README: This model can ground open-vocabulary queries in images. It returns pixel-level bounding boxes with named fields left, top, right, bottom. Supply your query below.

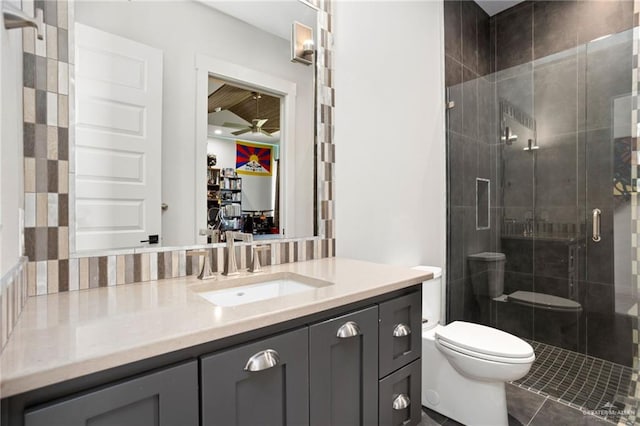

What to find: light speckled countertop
left=0, top=258, right=431, bottom=398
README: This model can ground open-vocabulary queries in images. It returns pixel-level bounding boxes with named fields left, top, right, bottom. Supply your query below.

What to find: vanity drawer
left=379, top=359, right=422, bottom=426
left=379, top=290, right=422, bottom=377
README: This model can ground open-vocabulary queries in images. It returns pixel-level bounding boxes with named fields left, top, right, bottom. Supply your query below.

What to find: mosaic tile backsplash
left=0, top=258, right=28, bottom=350
left=18, top=0, right=336, bottom=298
left=31, top=238, right=332, bottom=295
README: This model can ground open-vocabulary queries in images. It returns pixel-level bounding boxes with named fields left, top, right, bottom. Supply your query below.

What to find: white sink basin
left=197, top=273, right=330, bottom=307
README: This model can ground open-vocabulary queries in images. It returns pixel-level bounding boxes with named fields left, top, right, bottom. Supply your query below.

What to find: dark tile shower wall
left=445, top=0, right=634, bottom=366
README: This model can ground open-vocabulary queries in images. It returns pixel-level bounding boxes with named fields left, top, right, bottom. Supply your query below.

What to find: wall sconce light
left=291, top=21, right=314, bottom=65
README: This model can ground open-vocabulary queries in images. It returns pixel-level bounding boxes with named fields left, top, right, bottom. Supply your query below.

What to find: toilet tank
left=412, top=266, right=442, bottom=329
left=467, top=252, right=506, bottom=298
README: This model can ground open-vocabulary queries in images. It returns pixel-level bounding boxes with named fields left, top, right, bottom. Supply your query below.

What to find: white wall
left=334, top=0, right=446, bottom=269
left=0, top=0, right=25, bottom=276
left=207, top=138, right=236, bottom=171
left=75, top=1, right=314, bottom=246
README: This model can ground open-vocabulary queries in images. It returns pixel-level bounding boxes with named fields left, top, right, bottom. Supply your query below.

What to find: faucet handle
left=200, top=228, right=220, bottom=243
left=229, top=231, right=253, bottom=243
left=187, top=250, right=216, bottom=280
left=249, top=245, right=269, bottom=273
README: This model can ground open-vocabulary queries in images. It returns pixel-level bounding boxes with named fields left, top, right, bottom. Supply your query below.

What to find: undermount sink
left=197, top=272, right=332, bottom=307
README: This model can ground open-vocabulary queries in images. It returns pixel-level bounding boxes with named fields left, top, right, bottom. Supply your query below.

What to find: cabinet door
left=200, top=327, right=309, bottom=426
left=309, top=305, right=378, bottom=426
left=379, top=290, right=422, bottom=377
left=379, top=359, right=421, bottom=426
left=24, top=361, right=198, bottom=426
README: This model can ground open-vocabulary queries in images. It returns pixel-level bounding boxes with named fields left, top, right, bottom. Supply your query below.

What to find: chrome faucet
left=187, top=249, right=215, bottom=280
left=199, top=228, right=220, bottom=243
left=248, top=244, right=269, bottom=273
left=223, top=231, right=253, bottom=276
left=3, top=5, right=44, bottom=40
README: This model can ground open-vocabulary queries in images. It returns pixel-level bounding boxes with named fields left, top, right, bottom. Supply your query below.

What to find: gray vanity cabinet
left=309, top=306, right=379, bottom=426
left=200, top=327, right=309, bottom=426
left=7, top=287, right=423, bottom=426
left=23, top=361, right=198, bottom=426
left=379, top=291, right=422, bottom=377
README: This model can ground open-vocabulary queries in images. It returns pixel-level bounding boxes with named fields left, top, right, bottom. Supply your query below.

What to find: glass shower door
left=581, top=29, right=635, bottom=366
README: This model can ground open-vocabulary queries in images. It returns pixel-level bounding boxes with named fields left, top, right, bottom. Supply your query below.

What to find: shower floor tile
left=511, top=340, right=638, bottom=425
left=421, top=384, right=610, bottom=425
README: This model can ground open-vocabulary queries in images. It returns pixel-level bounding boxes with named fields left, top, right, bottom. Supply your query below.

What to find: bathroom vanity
left=1, top=258, right=429, bottom=426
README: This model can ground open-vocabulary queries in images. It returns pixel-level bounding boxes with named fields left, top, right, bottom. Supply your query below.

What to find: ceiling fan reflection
left=223, top=92, right=275, bottom=137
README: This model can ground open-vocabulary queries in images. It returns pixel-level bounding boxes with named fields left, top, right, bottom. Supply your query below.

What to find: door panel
left=309, top=305, right=378, bottom=426
left=200, top=327, right=309, bottom=426
left=24, top=361, right=198, bottom=426
left=74, top=23, right=163, bottom=251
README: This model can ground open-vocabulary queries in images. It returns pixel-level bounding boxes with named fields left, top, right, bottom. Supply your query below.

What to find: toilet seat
left=436, top=321, right=535, bottom=364
left=507, top=291, right=582, bottom=312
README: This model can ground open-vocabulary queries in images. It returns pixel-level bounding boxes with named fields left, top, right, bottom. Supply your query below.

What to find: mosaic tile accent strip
left=20, top=0, right=336, bottom=296
left=22, top=0, right=70, bottom=295
left=0, top=258, right=28, bottom=351
left=316, top=0, right=336, bottom=249
left=512, top=340, right=637, bottom=425
left=55, top=238, right=327, bottom=294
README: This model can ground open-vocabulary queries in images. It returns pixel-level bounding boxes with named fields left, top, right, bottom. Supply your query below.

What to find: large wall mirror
left=71, top=0, right=318, bottom=253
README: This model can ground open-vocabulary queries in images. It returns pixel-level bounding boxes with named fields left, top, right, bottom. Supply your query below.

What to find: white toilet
left=415, top=266, right=535, bottom=426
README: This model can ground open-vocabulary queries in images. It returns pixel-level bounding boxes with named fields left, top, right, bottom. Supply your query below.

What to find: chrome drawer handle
left=336, top=321, right=361, bottom=338
left=393, top=323, right=411, bottom=337
left=392, top=393, right=411, bottom=410
left=244, top=349, right=281, bottom=372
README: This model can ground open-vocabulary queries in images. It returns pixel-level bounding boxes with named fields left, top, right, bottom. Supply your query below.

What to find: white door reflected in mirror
left=74, top=23, right=163, bottom=252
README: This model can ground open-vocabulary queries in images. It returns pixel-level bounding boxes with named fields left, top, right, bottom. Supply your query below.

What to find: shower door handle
left=592, top=208, right=601, bottom=242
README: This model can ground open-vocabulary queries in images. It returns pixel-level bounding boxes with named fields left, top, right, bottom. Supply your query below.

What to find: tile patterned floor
left=420, top=339, right=640, bottom=425
left=421, top=383, right=616, bottom=425
left=511, top=341, right=638, bottom=425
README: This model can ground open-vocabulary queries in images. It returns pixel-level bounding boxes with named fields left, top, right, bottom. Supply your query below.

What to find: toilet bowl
left=415, top=266, right=535, bottom=426
left=435, top=321, right=535, bottom=382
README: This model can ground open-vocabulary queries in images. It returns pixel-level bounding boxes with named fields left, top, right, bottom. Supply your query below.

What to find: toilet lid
left=508, top=291, right=582, bottom=312
left=436, top=321, right=534, bottom=359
